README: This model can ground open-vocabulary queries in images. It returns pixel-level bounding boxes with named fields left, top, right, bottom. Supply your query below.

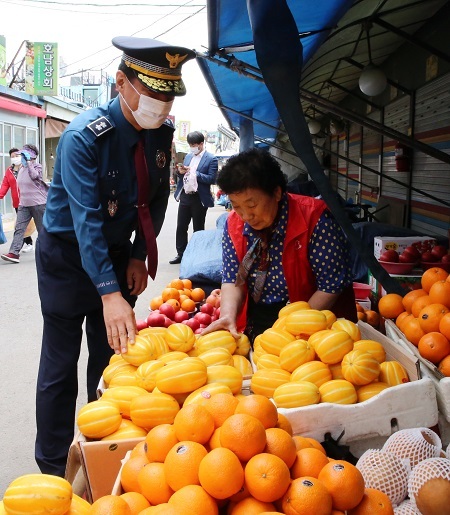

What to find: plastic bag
left=183, top=169, right=198, bottom=193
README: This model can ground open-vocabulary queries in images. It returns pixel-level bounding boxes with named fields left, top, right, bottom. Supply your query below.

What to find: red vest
left=227, top=193, right=356, bottom=331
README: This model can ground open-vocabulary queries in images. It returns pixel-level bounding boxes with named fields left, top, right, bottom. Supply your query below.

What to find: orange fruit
left=290, top=447, right=330, bottom=479
left=229, top=497, right=276, bottom=514
left=264, top=427, right=297, bottom=468
left=357, top=312, right=366, bottom=322
left=90, top=495, right=132, bottom=514
left=201, top=392, right=239, bottom=428
left=438, top=354, right=450, bottom=376
left=418, top=332, right=450, bottom=364
left=170, top=278, right=185, bottom=290
left=281, top=476, right=333, bottom=515
left=120, top=455, right=149, bottom=493
left=120, top=492, right=150, bottom=514
left=244, top=452, right=291, bottom=503
left=137, top=462, right=174, bottom=505
left=292, top=435, right=316, bottom=451
left=395, top=311, right=411, bottom=331
left=378, top=294, right=405, bottom=320
left=220, top=413, right=267, bottom=462
left=275, top=413, right=293, bottom=435
left=365, top=310, right=380, bottom=328
left=429, top=280, right=450, bottom=308
left=173, top=404, right=215, bottom=444
left=234, top=394, right=278, bottom=429
left=190, top=288, right=206, bottom=302
left=198, top=447, right=244, bottom=499
left=181, top=298, right=196, bottom=312
left=162, top=287, right=180, bottom=302
left=150, top=296, right=164, bottom=311
left=401, top=316, right=426, bottom=346
left=418, top=303, right=449, bottom=333
left=347, top=487, right=394, bottom=515
left=139, top=505, right=178, bottom=515
left=166, top=298, right=181, bottom=312
left=130, top=440, right=147, bottom=459
left=318, top=460, right=365, bottom=511
left=411, top=294, right=432, bottom=318
left=145, top=423, right=179, bottom=463
left=421, top=267, right=449, bottom=292
left=164, top=441, right=208, bottom=491
left=182, top=278, right=193, bottom=289
left=208, top=426, right=222, bottom=449
left=168, top=484, right=219, bottom=515
left=304, top=437, right=326, bottom=454
left=440, top=312, right=450, bottom=340
left=402, top=289, right=428, bottom=313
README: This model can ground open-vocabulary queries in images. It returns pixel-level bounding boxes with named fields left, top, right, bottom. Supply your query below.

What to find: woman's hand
left=200, top=314, right=240, bottom=339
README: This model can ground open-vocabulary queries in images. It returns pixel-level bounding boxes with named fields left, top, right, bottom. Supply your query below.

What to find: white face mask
left=11, top=156, right=22, bottom=167
left=121, top=78, right=174, bottom=129
left=190, top=145, right=202, bottom=155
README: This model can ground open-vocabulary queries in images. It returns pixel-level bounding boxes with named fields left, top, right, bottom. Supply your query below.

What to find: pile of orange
left=355, top=303, right=381, bottom=329
left=87, top=392, right=394, bottom=514
left=378, top=267, right=450, bottom=373
left=149, top=278, right=206, bottom=313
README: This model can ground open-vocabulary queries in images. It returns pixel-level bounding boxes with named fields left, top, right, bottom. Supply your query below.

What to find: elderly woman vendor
left=203, top=148, right=356, bottom=342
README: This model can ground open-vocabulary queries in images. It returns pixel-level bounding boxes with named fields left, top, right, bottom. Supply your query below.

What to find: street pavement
left=0, top=194, right=226, bottom=496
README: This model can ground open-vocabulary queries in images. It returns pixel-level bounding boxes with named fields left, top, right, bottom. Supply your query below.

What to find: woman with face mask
left=0, top=148, right=34, bottom=252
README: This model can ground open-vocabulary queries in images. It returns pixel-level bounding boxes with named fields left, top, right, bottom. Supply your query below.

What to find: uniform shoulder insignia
left=163, top=117, right=175, bottom=129
left=86, top=116, right=114, bottom=137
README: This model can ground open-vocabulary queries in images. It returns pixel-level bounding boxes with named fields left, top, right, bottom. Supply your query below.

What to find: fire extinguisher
left=394, top=142, right=410, bottom=172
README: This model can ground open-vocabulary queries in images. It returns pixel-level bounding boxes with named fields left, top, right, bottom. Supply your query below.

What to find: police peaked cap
left=112, top=36, right=196, bottom=96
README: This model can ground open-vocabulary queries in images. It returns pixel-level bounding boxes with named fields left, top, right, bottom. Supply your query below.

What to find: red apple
left=199, top=323, right=208, bottom=329
left=399, top=251, right=418, bottom=264
left=164, top=316, right=175, bottom=327
left=421, top=251, right=438, bottom=263
left=441, top=254, right=450, bottom=264
left=205, top=294, right=218, bottom=306
left=159, top=303, right=176, bottom=320
left=194, top=328, right=203, bottom=334
left=184, top=318, right=200, bottom=331
left=146, top=312, right=165, bottom=327
left=195, top=312, right=212, bottom=326
left=431, top=245, right=448, bottom=260
left=379, top=250, right=399, bottom=262
left=200, top=302, right=215, bottom=315
left=174, top=310, right=189, bottom=323
left=404, top=245, right=421, bottom=260
left=211, top=288, right=221, bottom=296
left=210, top=314, right=218, bottom=322
left=136, top=319, right=148, bottom=331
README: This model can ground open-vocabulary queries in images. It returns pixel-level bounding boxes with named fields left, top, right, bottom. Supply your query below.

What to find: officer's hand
left=102, top=292, right=137, bottom=354
left=126, top=258, right=148, bottom=296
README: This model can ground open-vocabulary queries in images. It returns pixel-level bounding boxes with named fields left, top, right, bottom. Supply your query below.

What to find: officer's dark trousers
left=35, top=228, right=136, bottom=477
left=175, top=190, right=208, bottom=256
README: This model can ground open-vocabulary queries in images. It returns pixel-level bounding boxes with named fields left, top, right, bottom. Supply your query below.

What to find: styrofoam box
left=385, top=319, right=450, bottom=423
left=374, top=236, right=436, bottom=259
left=279, top=322, right=437, bottom=454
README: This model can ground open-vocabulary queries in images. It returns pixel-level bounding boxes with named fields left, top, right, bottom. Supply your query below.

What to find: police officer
left=35, top=36, right=195, bottom=477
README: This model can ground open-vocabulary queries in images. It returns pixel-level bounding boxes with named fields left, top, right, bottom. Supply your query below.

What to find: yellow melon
left=135, top=360, right=165, bottom=392
left=353, top=340, right=386, bottom=364
left=138, top=326, right=167, bottom=340
left=379, top=361, right=410, bottom=386
left=273, top=381, right=321, bottom=408
left=146, top=333, right=170, bottom=357
left=109, top=353, right=124, bottom=364
left=319, top=379, right=358, bottom=404
left=258, top=328, right=296, bottom=356
left=157, top=351, right=189, bottom=364
left=77, top=400, right=122, bottom=438
left=155, top=357, right=208, bottom=394
left=102, top=361, right=137, bottom=387
left=101, top=418, right=148, bottom=440
left=197, top=347, right=234, bottom=367
left=279, top=339, right=315, bottom=373
left=130, top=392, right=180, bottom=429
left=234, top=333, right=251, bottom=356
left=272, top=315, right=288, bottom=330
left=108, top=368, right=139, bottom=388
left=356, top=382, right=390, bottom=402
left=331, top=319, right=361, bottom=341
left=329, top=362, right=344, bottom=380
left=278, top=301, right=311, bottom=318
left=290, top=360, right=332, bottom=387
left=196, top=330, right=237, bottom=355
left=250, top=368, right=291, bottom=398
left=183, top=382, right=233, bottom=405
left=341, top=350, right=381, bottom=386
left=206, top=364, right=243, bottom=394
left=285, top=309, right=328, bottom=336
left=65, top=493, right=91, bottom=514
left=232, top=354, right=254, bottom=377
left=121, top=334, right=157, bottom=366
left=101, top=385, right=148, bottom=419
left=321, top=309, right=338, bottom=328
left=256, top=353, right=282, bottom=370
left=165, top=323, right=196, bottom=353
left=311, top=329, right=354, bottom=364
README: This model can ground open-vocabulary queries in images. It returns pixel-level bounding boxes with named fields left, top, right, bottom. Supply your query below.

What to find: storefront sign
left=25, top=41, right=58, bottom=96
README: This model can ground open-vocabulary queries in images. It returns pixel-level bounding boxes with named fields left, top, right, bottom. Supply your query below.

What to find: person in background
left=169, top=131, right=218, bottom=264
left=1, top=144, right=46, bottom=263
left=202, top=148, right=356, bottom=342
left=0, top=148, right=35, bottom=252
left=33, top=36, right=195, bottom=477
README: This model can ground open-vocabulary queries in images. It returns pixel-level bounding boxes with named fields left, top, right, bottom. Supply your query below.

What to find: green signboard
left=25, top=41, right=58, bottom=95
left=0, top=35, right=6, bottom=87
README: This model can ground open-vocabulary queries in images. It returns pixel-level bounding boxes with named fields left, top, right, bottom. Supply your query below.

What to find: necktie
left=134, top=137, right=158, bottom=279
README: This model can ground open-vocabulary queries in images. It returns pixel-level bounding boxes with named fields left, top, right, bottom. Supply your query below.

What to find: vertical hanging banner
left=178, top=120, right=190, bottom=141
left=25, top=41, right=58, bottom=96
left=0, top=35, right=6, bottom=87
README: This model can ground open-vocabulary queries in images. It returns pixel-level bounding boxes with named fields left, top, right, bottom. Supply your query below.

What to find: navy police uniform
left=35, top=36, right=195, bottom=477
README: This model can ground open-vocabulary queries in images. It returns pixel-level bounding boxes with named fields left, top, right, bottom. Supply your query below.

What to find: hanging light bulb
left=308, top=119, right=321, bottom=135
left=50, top=152, right=54, bottom=160
left=359, top=22, right=387, bottom=97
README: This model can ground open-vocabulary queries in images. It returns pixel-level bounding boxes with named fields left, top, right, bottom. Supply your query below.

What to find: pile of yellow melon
left=251, top=301, right=410, bottom=409
left=77, top=325, right=254, bottom=441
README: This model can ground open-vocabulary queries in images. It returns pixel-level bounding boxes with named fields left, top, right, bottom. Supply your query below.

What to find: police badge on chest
left=108, top=199, right=118, bottom=217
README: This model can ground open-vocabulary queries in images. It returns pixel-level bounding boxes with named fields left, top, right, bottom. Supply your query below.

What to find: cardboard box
left=374, top=236, right=436, bottom=259
left=65, top=431, right=144, bottom=503
left=278, top=322, right=437, bottom=451
left=368, top=270, right=422, bottom=301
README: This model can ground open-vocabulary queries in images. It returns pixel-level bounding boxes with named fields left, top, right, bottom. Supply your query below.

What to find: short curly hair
left=217, top=148, right=287, bottom=196
left=22, top=143, right=39, bottom=158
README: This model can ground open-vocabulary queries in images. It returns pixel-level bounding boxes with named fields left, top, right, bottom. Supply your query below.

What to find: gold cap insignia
left=165, top=52, right=188, bottom=69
